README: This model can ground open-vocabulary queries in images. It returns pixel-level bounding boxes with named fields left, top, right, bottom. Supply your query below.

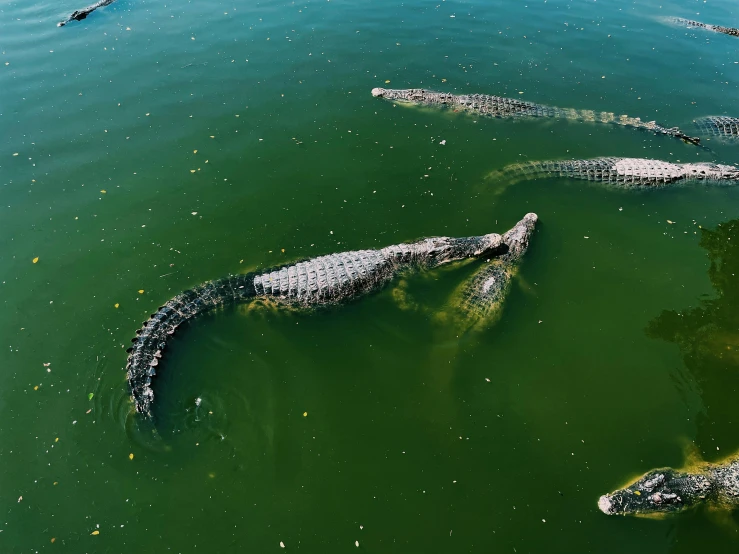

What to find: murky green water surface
left=2, top=0, right=739, bottom=551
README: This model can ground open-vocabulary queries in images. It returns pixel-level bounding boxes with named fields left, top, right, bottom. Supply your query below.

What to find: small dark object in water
left=58, top=0, right=116, bottom=27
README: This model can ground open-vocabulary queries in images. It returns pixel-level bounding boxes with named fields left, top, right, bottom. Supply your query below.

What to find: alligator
left=496, top=157, right=739, bottom=187
left=453, top=213, right=537, bottom=326
left=370, top=88, right=702, bottom=146
left=694, top=116, right=739, bottom=139
left=58, top=0, right=115, bottom=26
left=599, top=451, right=739, bottom=516
left=126, top=216, right=537, bottom=418
left=670, top=17, right=739, bottom=38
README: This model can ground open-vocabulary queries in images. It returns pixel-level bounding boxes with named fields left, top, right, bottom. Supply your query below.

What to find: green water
left=2, top=0, right=739, bottom=551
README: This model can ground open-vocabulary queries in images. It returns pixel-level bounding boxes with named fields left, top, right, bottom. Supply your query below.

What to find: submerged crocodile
left=496, top=157, right=739, bottom=187
left=126, top=216, right=537, bottom=418
left=599, top=452, right=739, bottom=516
left=670, top=17, right=739, bottom=38
left=58, top=0, right=115, bottom=26
left=694, top=116, right=739, bottom=139
left=370, top=88, right=702, bottom=146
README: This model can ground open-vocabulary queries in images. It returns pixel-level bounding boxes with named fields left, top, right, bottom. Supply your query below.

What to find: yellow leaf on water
left=193, top=149, right=198, bottom=154
left=100, top=190, right=106, bottom=194
left=281, top=248, right=285, bottom=253
left=53, top=481, right=58, bottom=485
left=32, top=257, right=39, bottom=264
left=210, top=135, right=215, bottom=139
left=55, top=437, right=59, bottom=442
left=303, top=412, right=308, bottom=417
left=34, top=386, right=39, bottom=391
left=190, top=169, right=196, bottom=173
left=129, top=453, right=134, bottom=460
left=138, top=290, right=144, bottom=294
left=384, top=80, right=391, bottom=84
left=91, top=530, right=100, bottom=536
left=51, top=538, right=56, bottom=543
left=114, top=303, right=119, bottom=308
left=667, top=220, right=675, bottom=224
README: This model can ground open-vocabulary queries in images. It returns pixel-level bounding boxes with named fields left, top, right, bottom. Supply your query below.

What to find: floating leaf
left=33, top=386, right=39, bottom=391
left=303, top=412, right=308, bottom=417
left=193, top=149, right=198, bottom=154
left=138, top=290, right=144, bottom=294
left=667, top=220, right=675, bottom=224
left=114, top=303, right=119, bottom=308
left=32, top=257, right=39, bottom=264
left=384, top=80, right=390, bottom=84
left=190, top=169, right=196, bottom=173
left=129, top=453, right=134, bottom=460
left=51, top=538, right=56, bottom=543
left=100, top=190, right=106, bottom=194
left=88, top=393, right=94, bottom=401
left=91, top=530, right=100, bottom=536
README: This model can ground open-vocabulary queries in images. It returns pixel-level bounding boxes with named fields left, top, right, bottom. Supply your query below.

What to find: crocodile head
left=371, top=88, right=455, bottom=105
left=420, top=233, right=502, bottom=268
left=598, top=468, right=713, bottom=516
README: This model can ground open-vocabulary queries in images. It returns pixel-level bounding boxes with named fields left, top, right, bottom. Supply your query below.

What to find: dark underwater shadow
left=646, top=219, right=739, bottom=454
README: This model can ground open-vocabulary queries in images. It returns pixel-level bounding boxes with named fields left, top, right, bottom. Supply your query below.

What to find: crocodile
left=496, top=157, right=739, bottom=187
left=599, top=452, right=739, bottom=516
left=126, top=217, right=537, bottom=418
left=58, top=0, right=115, bottom=26
left=370, top=88, right=702, bottom=146
left=694, top=116, right=739, bottom=139
left=452, top=213, right=538, bottom=326
left=670, top=17, right=739, bottom=38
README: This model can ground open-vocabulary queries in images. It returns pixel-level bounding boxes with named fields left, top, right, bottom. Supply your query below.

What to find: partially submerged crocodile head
left=598, top=468, right=713, bottom=516
left=417, top=232, right=505, bottom=269
left=371, top=87, right=454, bottom=105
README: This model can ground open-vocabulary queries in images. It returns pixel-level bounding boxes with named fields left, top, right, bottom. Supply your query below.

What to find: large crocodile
left=599, top=452, right=739, bottom=516
left=58, top=0, right=115, bottom=27
left=694, top=116, right=739, bottom=139
left=370, top=88, right=702, bottom=146
left=496, top=157, right=739, bottom=187
left=126, top=216, right=537, bottom=418
left=670, top=17, right=739, bottom=38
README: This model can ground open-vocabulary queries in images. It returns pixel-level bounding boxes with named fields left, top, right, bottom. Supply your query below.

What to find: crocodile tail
left=125, top=274, right=256, bottom=418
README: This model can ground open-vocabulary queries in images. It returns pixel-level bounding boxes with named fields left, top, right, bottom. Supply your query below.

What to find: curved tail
left=126, top=275, right=256, bottom=418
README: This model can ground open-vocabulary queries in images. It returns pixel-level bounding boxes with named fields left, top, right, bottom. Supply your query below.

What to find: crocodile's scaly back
left=126, top=230, right=511, bottom=417
left=371, top=88, right=702, bottom=145
left=498, top=157, right=739, bottom=187
left=670, top=17, right=739, bottom=38
left=694, top=116, right=739, bottom=139
left=452, top=214, right=538, bottom=327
